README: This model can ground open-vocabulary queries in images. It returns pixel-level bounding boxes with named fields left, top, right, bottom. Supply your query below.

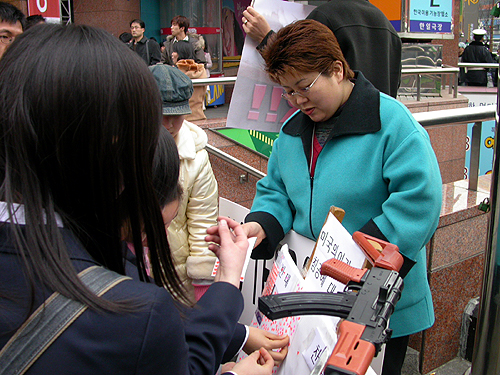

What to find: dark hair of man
left=25, top=14, right=45, bottom=30
left=474, top=34, right=484, bottom=42
left=0, top=1, right=26, bottom=30
left=173, top=40, right=195, bottom=61
left=153, top=127, right=183, bottom=209
left=119, top=31, right=132, bottom=43
left=262, top=19, right=354, bottom=83
left=130, top=19, right=145, bottom=29
left=171, top=15, right=189, bottom=32
left=0, top=24, right=190, bottom=316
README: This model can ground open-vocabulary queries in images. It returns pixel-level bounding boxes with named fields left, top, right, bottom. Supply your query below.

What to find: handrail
left=206, top=106, right=496, bottom=191
left=401, top=66, right=459, bottom=100
left=194, top=68, right=461, bottom=101
left=458, top=62, right=498, bottom=69
left=205, top=143, right=266, bottom=180
left=192, top=77, right=237, bottom=86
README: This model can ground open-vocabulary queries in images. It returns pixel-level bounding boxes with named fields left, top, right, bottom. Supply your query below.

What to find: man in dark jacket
left=462, top=29, right=496, bottom=86
left=161, top=15, right=206, bottom=66
left=242, top=0, right=402, bottom=98
left=128, top=19, right=161, bottom=66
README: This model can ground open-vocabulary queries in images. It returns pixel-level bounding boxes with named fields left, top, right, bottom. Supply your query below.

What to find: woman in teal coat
left=215, top=20, right=442, bottom=375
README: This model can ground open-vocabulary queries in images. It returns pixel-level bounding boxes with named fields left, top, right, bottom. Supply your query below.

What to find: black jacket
left=306, top=0, right=402, bottom=98
left=129, top=37, right=161, bottom=66
left=461, top=41, right=496, bottom=86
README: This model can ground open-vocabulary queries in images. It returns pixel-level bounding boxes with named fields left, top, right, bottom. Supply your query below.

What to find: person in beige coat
left=150, top=63, right=217, bottom=303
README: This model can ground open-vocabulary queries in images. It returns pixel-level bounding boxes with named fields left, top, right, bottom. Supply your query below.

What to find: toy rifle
left=258, top=232, right=404, bottom=375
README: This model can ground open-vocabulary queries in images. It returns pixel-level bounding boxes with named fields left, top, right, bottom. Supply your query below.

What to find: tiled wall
left=409, top=177, right=490, bottom=374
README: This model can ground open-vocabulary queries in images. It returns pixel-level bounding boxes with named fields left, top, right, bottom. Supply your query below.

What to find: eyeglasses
left=0, top=35, right=15, bottom=45
left=281, top=71, right=324, bottom=100
left=130, top=26, right=143, bottom=30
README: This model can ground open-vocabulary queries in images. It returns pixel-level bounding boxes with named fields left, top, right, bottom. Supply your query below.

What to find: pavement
left=402, top=347, right=472, bottom=375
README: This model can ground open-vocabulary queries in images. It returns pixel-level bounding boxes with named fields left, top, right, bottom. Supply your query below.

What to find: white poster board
left=226, top=0, right=316, bottom=132
left=218, top=198, right=384, bottom=374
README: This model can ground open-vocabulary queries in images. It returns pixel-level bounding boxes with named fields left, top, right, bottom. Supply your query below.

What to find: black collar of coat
left=282, top=71, right=381, bottom=139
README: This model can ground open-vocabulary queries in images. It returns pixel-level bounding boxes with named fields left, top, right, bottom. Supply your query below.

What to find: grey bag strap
left=0, top=266, right=130, bottom=375
left=146, top=38, right=150, bottom=65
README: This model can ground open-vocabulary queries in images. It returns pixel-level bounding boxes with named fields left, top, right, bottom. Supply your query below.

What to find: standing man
left=461, top=29, right=496, bottom=86
left=0, top=2, right=25, bottom=59
left=161, top=15, right=206, bottom=66
left=129, top=19, right=161, bottom=66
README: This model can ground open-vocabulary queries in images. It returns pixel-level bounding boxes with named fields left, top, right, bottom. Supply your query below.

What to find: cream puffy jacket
left=168, top=121, right=218, bottom=302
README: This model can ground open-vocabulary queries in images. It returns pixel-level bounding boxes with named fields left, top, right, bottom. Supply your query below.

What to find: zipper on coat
left=309, top=176, right=315, bottom=239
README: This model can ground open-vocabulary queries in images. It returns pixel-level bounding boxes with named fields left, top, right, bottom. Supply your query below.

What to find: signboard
left=460, top=90, right=496, bottom=178
left=371, top=0, right=402, bottom=32
left=409, top=0, right=453, bottom=33
left=226, top=0, right=314, bottom=132
left=27, top=0, right=61, bottom=23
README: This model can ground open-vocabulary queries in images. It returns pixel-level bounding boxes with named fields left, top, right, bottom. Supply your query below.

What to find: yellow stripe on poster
left=250, top=130, right=274, bottom=147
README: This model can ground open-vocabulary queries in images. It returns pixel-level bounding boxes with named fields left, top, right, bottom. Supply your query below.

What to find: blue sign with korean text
left=409, top=0, right=453, bottom=33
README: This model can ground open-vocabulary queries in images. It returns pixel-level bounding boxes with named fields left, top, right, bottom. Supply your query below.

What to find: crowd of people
left=0, top=1, right=457, bottom=375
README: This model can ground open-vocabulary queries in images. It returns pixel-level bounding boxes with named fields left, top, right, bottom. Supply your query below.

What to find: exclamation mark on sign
left=265, top=86, right=282, bottom=123
left=248, top=84, right=267, bottom=121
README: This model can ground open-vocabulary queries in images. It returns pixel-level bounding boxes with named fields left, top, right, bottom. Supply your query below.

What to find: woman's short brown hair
left=262, top=19, right=354, bottom=83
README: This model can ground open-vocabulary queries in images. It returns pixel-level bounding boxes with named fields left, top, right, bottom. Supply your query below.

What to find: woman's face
left=161, top=199, right=180, bottom=231
left=279, top=61, right=352, bottom=123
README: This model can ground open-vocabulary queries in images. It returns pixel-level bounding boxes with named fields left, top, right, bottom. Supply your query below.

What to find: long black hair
left=0, top=24, right=189, bottom=313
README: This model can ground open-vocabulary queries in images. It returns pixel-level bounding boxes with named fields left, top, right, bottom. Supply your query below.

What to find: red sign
left=27, top=0, right=60, bottom=19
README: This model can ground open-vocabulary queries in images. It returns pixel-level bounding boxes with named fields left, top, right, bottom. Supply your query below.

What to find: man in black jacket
left=462, top=29, right=496, bottom=86
left=129, top=19, right=161, bottom=66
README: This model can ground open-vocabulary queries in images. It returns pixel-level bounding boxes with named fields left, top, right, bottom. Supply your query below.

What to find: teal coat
left=247, top=72, right=442, bottom=337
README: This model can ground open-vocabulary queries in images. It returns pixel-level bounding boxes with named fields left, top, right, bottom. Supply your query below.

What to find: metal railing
left=400, top=66, right=459, bottom=101
left=194, top=68, right=461, bottom=102
left=206, top=105, right=496, bottom=191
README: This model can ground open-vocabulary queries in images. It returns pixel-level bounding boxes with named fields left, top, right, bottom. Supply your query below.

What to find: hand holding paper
left=207, top=216, right=249, bottom=288
left=244, top=327, right=290, bottom=365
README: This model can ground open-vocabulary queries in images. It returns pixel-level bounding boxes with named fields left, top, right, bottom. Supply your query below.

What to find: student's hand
left=224, top=348, right=274, bottom=375
left=243, top=327, right=289, bottom=365
left=206, top=217, right=248, bottom=288
left=206, top=220, right=266, bottom=249
left=242, top=6, right=272, bottom=43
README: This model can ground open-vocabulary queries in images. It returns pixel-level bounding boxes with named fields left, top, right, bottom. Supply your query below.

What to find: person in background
left=242, top=0, right=402, bottom=98
left=161, top=15, right=206, bottom=66
left=207, top=20, right=442, bottom=375
left=461, top=29, right=496, bottom=86
left=128, top=19, right=161, bottom=66
left=0, top=23, right=277, bottom=375
left=149, top=63, right=219, bottom=302
left=172, top=39, right=196, bottom=65
left=25, top=14, right=45, bottom=30
left=202, top=36, right=212, bottom=77
left=119, top=31, right=132, bottom=44
left=458, top=41, right=467, bottom=86
left=0, top=1, right=24, bottom=59
left=149, top=63, right=290, bottom=363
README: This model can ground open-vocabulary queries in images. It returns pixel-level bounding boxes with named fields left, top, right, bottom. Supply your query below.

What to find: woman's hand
left=243, top=327, right=289, bottom=365
left=242, top=6, right=272, bottom=43
left=222, top=348, right=274, bottom=375
left=206, top=220, right=266, bottom=249
left=205, top=217, right=248, bottom=288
